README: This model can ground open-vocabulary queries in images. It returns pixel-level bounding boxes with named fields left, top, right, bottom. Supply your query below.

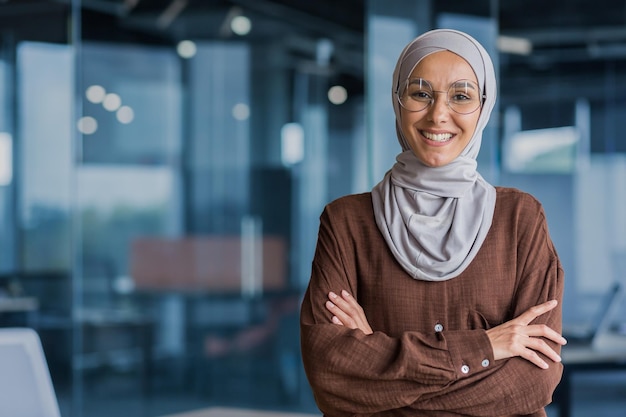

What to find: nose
left=428, top=91, right=450, bottom=123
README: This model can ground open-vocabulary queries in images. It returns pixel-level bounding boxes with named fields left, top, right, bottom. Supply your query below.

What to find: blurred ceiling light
left=156, top=0, right=188, bottom=29
left=231, top=15, right=251, bottom=36
left=116, top=106, right=135, bottom=124
left=177, top=40, right=197, bottom=58
left=102, top=93, right=122, bottom=111
left=498, top=35, right=532, bottom=55
left=86, top=85, right=106, bottom=103
left=328, top=85, right=348, bottom=105
left=232, top=103, right=250, bottom=121
left=77, top=116, right=98, bottom=135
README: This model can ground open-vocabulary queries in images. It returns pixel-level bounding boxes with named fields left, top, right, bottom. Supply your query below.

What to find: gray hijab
left=371, top=29, right=497, bottom=281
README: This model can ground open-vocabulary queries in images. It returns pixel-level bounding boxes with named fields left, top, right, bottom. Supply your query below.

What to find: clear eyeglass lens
left=398, top=78, right=481, bottom=114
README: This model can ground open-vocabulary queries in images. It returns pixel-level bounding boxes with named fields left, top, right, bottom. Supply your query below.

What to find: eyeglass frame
left=395, top=78, right=486, bottom=115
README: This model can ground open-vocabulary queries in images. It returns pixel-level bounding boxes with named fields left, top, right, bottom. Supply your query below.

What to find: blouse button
left=461, top=365, right=470, bottom=374
left=434, top=323, right=444, bottom=332
left=481, top=359, right=490, bottom=367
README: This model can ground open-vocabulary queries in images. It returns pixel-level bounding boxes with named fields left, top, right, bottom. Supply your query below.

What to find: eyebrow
left=450, top=80, right=478, bottom=90
left=407, top=78, right=479, bottom=89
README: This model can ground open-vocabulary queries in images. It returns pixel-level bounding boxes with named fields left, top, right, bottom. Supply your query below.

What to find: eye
left=407, top=87, right=433, bottom=102
left=450, top=92, right=472, bottom=102
left=404, top=78, right=433, bottom=102
left=449, top=81, right=480, bottom=105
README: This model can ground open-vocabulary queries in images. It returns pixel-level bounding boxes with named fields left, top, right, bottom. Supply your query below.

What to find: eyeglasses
left=396, top=78, right=484, bottom=115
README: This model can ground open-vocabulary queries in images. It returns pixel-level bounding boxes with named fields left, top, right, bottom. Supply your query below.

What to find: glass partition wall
left=74, top=1, right=365, bottom=416
left=1, top=1, right=625, bottom=416
left=0, top=1, right=364, bottom=416
left=72, top=1, right=366, bottom=416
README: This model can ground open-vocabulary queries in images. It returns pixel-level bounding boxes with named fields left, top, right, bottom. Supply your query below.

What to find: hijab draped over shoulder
left=371, top=29, right=497, bottom=282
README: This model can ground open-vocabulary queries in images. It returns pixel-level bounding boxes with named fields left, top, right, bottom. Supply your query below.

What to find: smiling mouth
left=422, top=131, right=453, bottom=142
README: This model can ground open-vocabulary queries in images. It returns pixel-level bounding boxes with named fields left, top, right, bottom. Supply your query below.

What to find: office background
left=0, top=0, right=624, bottom=416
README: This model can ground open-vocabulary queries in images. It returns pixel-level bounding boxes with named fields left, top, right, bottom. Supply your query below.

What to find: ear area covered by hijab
left=371, top=29, right=497, bottom=282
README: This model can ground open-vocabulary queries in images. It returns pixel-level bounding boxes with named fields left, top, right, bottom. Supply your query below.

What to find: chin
left=418, top=156, right=452, bottom=168
left=411, top=146, right=456, bottom=168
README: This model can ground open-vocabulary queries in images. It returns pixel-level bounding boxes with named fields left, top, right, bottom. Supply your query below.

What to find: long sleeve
left=411, top=196, right=564, bottom=415
left=301, top=269, right=489, bottom=410
left=299, top=190, right=564, bottom=417
left=416, top=258, right=564, bottom=415
left=300, top=227, right=476, bottom=415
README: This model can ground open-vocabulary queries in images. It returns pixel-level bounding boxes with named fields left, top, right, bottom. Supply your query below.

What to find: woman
left=300, top=29, right=566, bottom=416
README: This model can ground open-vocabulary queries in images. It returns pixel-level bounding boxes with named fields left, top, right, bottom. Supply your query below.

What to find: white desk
left=160, top=407, right=320, bottom=417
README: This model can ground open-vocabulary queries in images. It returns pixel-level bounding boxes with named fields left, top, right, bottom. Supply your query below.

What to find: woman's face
left=399, top=50, right=481, bottom=167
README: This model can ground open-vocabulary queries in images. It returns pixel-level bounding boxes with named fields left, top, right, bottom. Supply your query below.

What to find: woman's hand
left=325, top=290, right=373, bottom=335
left=325, top=292, right=566, bottom=368
left=486, top=300, right=567, bottom=369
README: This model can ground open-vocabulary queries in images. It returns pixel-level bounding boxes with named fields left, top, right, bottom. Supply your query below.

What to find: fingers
left=330, top=290, right=360, bottom=312
left=515, top=334, right=562, bottom=368
left=524, top=323, right=568, bottom=346
left=325, top=296, right=354, bottom=328
left=517, top=322, right=567, bottom=368
left=330, top=314, right=344, bottom=326
left=325, top=290, right=373, bottom=335
left=326, top=291, right=360, bottom=327
left=518, top=344, right=551, bottom=369
left=487, top=300, right=566, bottom=369
left=514, top=300, right=558, bottom=326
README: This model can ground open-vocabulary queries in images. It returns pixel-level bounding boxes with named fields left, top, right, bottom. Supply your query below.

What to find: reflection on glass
left=18, top=41, right=73, bottom=271
left=0, top=132, right=12, bottom=186
left=78, top=165, right=180, bottom=287
left=504, top=126, right=579, bottom=173
left=281, top=123, right=304, bottom=166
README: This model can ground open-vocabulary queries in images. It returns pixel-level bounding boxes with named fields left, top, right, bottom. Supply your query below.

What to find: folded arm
left=300, top=197, right=564, bottom=416
left=323, top=262, right=565, bottom=415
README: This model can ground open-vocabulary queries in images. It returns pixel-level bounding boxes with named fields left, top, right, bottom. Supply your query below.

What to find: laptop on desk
left=562, top=282, right=623, bottom=348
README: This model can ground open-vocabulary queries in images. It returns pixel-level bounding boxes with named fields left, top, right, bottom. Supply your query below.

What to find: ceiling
left=3, top=0, right=626, bottom=103
left=4, top=0, right=626, bottom=65
left=79, top=1, right=626, bottom=80
left=499, top=1, right=626, bottom=69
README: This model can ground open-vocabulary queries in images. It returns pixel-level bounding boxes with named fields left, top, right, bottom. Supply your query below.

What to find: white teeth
left=423, top=131, right=453, bottom=142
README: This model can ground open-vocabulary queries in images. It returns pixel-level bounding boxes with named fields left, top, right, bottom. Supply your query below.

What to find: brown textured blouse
left=300, top=187, right=564, bottom=417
